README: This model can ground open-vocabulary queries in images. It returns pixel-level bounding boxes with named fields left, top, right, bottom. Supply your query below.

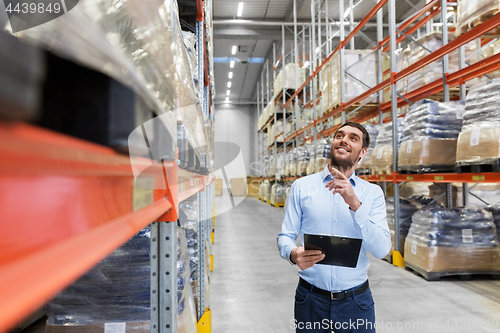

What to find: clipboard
left=304, top=234, right=362, bottom=268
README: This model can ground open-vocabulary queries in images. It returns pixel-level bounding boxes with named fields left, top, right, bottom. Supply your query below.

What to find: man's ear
left=358, top=147, right=368, bottom=162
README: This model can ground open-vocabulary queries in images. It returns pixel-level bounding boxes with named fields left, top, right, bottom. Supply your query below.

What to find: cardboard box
left=399, top=139, right=457, bottom=168
left=246, top=176, right=260, bottom=198
left=370, top=145, right=393, bottom=175
left=214, top=178, right=223, bottom=196
left=230, top=178, right=246, bottom=196
left=456, top=127, right=500, bottom=163
left=404, top=237, right=500, bottom=273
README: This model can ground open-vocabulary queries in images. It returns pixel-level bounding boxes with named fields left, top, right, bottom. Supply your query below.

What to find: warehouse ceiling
left=212, top=0, right=426, bottom=105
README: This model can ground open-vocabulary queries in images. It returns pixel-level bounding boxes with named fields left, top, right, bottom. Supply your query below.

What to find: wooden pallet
left=370, top=167, right=392, bottom=176
left=271, top=202, right=284, bottom=208
left=398, top=164, right=455, bottom=175
left=456, top=7, right=500, bottom=36
left=404, top=263, right=500, bottom=282
left=455, top=158, right=500, bottom=173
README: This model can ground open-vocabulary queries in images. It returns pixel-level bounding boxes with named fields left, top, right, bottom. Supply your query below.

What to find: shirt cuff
left=350, top=202, right=370, bottom=232
left=286, top=245, right=297, bottom=266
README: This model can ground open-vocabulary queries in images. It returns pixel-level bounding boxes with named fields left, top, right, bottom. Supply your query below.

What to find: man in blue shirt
left=278, top=121, right=391, bottom=332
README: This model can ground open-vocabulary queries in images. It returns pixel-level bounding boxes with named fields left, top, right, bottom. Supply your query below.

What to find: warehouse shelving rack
left=0, top=0, right=215, bottom=332
left=256, top=0, right=500, bottom=267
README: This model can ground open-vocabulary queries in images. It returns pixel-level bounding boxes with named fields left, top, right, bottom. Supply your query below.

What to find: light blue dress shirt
left=278, top=165, right=391, bottom=292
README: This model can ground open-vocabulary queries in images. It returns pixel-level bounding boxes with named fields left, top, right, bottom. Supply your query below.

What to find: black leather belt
left=299, top=277, right=369, bottom=300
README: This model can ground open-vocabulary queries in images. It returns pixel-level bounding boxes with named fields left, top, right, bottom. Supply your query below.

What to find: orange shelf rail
left=0, top=122, right=207, bottom=333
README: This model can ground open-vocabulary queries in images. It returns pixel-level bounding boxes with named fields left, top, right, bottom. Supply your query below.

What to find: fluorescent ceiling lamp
left=237, top=2, right=244, bottom=17
left=225, top=97, right=229, bottom=102
left=275, top=60, right=280, bottom=67
left=227, top=82, right=232, bottom=88
left=343, top=7, right=351, bottom=19
left=232, top=45, right=237, bottom=55
left=228, top=72, right=233, bottom=79
left=302, top=61, right=310, bottom=68
left=230, top=60, right=235, bottom=68
left=226, top=90, right=231, bottom=96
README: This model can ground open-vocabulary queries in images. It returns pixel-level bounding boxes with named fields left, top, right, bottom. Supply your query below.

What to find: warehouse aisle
left=211, top=197, right=500, bottom=333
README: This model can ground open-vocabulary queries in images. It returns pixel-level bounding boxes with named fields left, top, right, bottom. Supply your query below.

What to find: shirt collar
left=322, top=164, right=357, bottom=187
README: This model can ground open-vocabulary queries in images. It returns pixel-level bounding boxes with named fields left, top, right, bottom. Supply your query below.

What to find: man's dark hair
left=334, top=121, right=370, bottom=149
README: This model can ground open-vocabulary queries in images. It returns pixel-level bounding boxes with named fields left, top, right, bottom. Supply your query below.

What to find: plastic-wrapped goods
left=406, top=33, right=477, bottom=92
left=303, top=145, right=315, bottom=175
left=182, top=31, right=199, bottom=96
left=456, top=79, right=500, bottom=164
left=271, top=184, right=286, bottom=206
left=484, top=204, right=500, bottom=240
left=382, top=48, right=410, bottom=103
left=321, top=50, right=377, bottom=115
left=275, top=153, right=286, bottom=178
left=263, top=181, right=272, bottom=202
left=386, top=196, right=432, bottom=255
left=273, top=63, right=306, bottom=99
left=398, top=100, right=464, bottom=172
left=314, top=139, right=332, bottom=173
left=297, top=146, right=310, bottom=176
left=371, top=120, right=404, bottom=175
left=404, top=207, right=500, bottom=273
left=456, top=0, right=500, bottom=36
left=44, top=227, right=197, bottom=333
left=268, top=155, right=275, bottom=177
left=259, top=180, right=270, bottom=199
left=364, top=124, right=379, bottom=149
left=287, top=148, right=297, bottom=177
left=356, top=148, right=372, bottom=174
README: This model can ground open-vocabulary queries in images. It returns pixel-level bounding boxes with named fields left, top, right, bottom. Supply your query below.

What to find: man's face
left=329, top=126, right=367, bottom=171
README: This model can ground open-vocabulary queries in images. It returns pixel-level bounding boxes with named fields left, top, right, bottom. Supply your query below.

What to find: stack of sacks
left=45, top=228, right=197, bottom=333
left=484, top=203, right=500, bottom=240
left=268, top=155, right=275, bottom=177
left=297, top=146, right=310, bottom=176
left=405, top=206, right=500, bottom=274
left=456, top=79, right=500, bottom=166
left=456, top=0, right=500, bottom=36
left=382, top=48, right=410, bottom=103
left=398, top=100, right=464, bottom=172
left=314, top=139, right=332, bottom=173
left=276, top=153, right=286, bottom=178
left=258, top=102, right=275, bottom=130
left=273, top=63, right=306, bottom=99
left=287, top=148, right=297, bottom=177
left=271, top=183, right=286, bottom=206
left=386, top=196, right=433, bottom=256
left=407, top=33, right=477, bottom=92
left=306, top=145, right=316, bottom=175
left=178, top=197, right=210, bottom=319
left=268, top=120, right=292, bottom=147
left=371, top=120, right=404, bottom=175
left=321, top=50, right=377, bottom=115
left=357, top=124, right=379, bottom=173
left=259, top=180, right=270, bottom=201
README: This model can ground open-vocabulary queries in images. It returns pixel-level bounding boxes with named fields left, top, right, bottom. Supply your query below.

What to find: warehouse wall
left=214, top=105, right=258, bottom=177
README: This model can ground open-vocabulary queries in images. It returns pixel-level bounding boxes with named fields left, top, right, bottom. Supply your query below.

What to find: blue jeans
left=294, top=282, right=376, bottom=333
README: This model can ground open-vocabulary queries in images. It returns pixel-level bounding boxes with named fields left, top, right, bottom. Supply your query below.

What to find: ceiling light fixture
left=303, top=61, right=310, bottom=68
left=232, top=45, right=237, bottom=55
left=225, top=97, right=229, bottom=102
left=227, top=82, right=232, bottom=88
left=275, top=60, right=280, bottom=67
left=226, top=90, right=231, bottom=96
left=237, top=2, right=244, bottom=17
left=228, top=72, right=233, bottom=79
left=230, top=60, right=235, bottom=68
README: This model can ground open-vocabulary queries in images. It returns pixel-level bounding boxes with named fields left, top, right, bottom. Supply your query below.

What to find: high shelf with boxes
left=0, top=0, right=214, bottom=332
left=256, top=0, right=500, bottom=280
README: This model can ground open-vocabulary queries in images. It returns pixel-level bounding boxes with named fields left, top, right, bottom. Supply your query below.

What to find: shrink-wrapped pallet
left=456, top=79, right=500, bottom=165
left=404, top=207, right=500, bottom=274
left=271, top=184, right=286, bottom=206
left=320, top=50, right=377, bottom=115
left=456, top=0, right=500, bottom=36
left=314, top=139, right=332, bottom=173
left=398, top=100, right=463, bottom=172
left=297, top=146, right=311, bottom=176
left=370, top=120, right=404, bottom=175
left=273, top=63, right=306, bottom=99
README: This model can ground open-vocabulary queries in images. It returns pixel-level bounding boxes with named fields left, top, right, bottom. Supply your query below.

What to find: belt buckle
left=330, top=290, right=348, bottom=300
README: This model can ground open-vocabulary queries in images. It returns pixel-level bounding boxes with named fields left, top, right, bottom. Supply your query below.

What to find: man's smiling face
left=330, top=126, right=366, bottom=171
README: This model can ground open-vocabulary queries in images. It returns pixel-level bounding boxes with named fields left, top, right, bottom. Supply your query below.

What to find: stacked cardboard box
left=230, top=178, right=246, bottom=196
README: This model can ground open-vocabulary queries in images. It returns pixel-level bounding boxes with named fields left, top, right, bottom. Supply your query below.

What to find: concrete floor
left=211, top=196, right=500, bottom=333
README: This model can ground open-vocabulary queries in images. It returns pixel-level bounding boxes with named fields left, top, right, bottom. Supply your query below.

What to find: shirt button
left=335, top=219, right=337, bottom=222
left=335, top=201, right=338, bottom=204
